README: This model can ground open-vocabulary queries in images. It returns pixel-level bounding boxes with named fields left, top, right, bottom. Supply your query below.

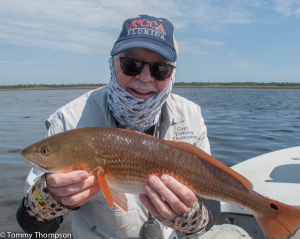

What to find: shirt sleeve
left=16, top=199, right=63, bottom=233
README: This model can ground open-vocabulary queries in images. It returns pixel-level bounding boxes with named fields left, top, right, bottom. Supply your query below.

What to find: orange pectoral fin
left=97, top=169, right=114, bottom=209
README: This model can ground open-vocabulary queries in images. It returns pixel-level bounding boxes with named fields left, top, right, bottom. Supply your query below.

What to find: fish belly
left=108, top=179, right=146, bottom=195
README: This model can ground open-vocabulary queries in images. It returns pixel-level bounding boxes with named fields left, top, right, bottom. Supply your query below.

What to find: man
left=17, top=15, right=251, bottom=239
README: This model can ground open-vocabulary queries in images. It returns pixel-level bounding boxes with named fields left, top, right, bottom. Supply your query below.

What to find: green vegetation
left=1, top=82, right=300, bottom=90
left=0, top=83, right=106, bottom=90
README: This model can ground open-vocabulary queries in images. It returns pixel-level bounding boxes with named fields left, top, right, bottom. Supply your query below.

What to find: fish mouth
left=25, top=160, right=50, bottom=173
left=20, top=148, right=27, bottom=158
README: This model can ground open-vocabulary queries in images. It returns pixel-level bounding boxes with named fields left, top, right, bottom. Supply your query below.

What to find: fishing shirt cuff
left=157, top=197, right=209, bottom=234
left=23, top=174, right=76, bottom=222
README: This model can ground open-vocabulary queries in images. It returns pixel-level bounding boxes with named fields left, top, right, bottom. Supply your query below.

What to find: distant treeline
left=1, top=82, right=300, bottom=89
left=0, top=83, right=107, bottom=89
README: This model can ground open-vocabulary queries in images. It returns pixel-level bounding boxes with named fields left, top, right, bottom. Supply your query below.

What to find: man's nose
left=137, top=64, right=154, bottom=82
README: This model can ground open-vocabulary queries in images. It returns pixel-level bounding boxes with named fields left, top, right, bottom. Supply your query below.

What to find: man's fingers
left=55, top=184, right=100, bottom=209
left=143, top=183, right=178, bottom=219
left=160, top=175, right=196, bottom=208
left=71, top=190, right=99, bottom=209
left=46, top=171, right=89, bottom=187
left=148, top=176, right=189, bottom=216
left=45, top=170, right=101, bottom=209
left=48, top=175, right=99, bottom=197
left=139, top=194, right=162, bottom=219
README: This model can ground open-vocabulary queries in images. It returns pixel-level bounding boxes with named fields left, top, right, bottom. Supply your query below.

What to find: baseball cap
left=110, top=14, right=178, bottom=62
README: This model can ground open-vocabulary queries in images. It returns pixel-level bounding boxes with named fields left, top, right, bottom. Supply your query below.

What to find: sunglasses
left=114, top=56, right=175, bottom=81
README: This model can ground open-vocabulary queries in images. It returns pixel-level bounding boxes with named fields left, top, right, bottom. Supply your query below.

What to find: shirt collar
left=162, top=94, right=185, bottom=124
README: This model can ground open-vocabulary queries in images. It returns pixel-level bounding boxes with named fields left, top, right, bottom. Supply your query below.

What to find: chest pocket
left=91, top=193, right=140, bottom=238
left=164, top=124, right=199, bottom=146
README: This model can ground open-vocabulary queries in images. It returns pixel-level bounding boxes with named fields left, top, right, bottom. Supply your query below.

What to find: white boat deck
left=221, top=146, right=300, bottom=213
left=218, top=146, right=300, bottom=238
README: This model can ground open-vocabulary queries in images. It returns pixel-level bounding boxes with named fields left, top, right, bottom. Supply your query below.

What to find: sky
left=1, top=0, right=300, bottom=85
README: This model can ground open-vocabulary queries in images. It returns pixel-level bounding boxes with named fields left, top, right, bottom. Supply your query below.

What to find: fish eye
left=41, top=147, right=51, bottom=156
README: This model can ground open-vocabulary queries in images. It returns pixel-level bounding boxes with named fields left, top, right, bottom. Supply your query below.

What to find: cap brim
left=110, top=38, right=177, bottom=62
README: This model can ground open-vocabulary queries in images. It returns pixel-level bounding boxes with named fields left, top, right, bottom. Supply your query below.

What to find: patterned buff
left=107, top=57, right=175, bottom=132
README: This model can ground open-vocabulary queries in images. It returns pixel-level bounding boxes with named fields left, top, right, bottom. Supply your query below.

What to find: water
left=173, top=88, right=300, bottom=165
left=0, top=88, right=299, bottom=233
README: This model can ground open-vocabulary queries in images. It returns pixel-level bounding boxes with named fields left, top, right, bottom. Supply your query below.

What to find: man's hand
left=46, top=170, right=100, bottom=209
left=139, top=175, right=196, bottom=219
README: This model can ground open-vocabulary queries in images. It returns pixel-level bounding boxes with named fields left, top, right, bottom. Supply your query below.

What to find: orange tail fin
left=255, top=199, right=300, bottom=239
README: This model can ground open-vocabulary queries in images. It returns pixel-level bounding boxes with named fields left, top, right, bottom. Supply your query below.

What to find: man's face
left=113, top=48, right=175, bottom=99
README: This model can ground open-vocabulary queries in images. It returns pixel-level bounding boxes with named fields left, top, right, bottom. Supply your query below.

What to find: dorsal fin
left=163, top=140, right=253, bottom=189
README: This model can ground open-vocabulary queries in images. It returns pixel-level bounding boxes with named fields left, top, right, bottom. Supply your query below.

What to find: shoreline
left=1, top=85, right=300, bottom=91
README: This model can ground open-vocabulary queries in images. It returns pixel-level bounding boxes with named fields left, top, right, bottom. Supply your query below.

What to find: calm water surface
left=0, top=88, right=299, bottom=233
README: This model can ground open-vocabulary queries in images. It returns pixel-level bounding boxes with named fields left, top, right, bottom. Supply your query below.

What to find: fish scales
left=91, top=128, right=259, bottom=210
left=21, top=127, right=300, bottom=239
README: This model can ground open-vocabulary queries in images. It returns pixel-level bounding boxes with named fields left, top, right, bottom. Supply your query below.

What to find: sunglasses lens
left=119, top=57, right=174, bottom=81
left=120, top=58, right=143, bottom=76
left=150, top=63, right=173, bottom=81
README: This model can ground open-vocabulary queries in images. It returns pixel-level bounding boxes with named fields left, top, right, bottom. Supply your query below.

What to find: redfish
left=21, top=127, right=300, bottom=239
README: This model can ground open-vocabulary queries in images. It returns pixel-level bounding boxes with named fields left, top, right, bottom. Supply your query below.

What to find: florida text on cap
left=110, top=14, right=178, bottom=62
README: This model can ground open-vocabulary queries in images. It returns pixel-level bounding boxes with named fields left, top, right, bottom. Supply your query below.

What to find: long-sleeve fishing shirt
left=17, top=85, right=220, bottom=239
